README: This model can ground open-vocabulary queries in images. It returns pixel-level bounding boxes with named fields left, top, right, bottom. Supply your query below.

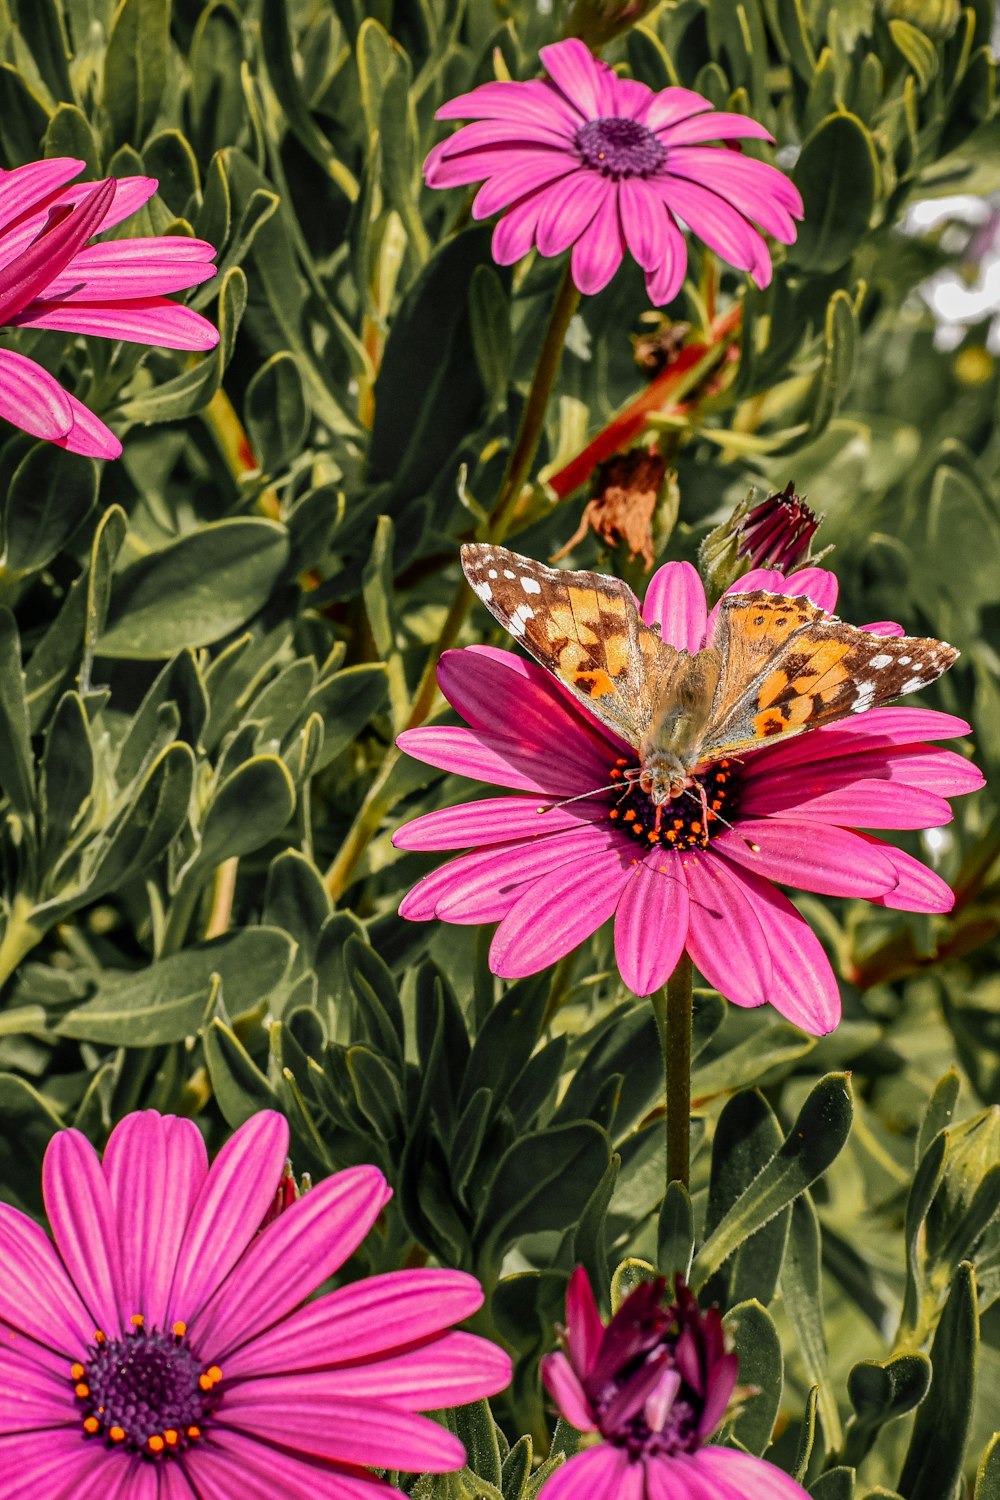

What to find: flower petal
left=642, top=89, right=714, bottom=133
left=652, top=175, right=771, bottom=284
left=746, top=707, right=972, bottom=773
left=472, top=159, right=577, bottom=220
left=188, top=1426, right=399, bottom=1498
left=193, top=1166, right=390, bottom=1359
left=531, top=1444, right=635, bottom=1500
left=0, top=348, right=72, bottom=440
left=739, top=774, right=954, bottom=829
left=0, top=1346, right=75, bottom=1434
left=659, top=113, right=775, bottom=147
left=394, top=795, right=606, bottom=851
left=782, top=566, right=840, bottom=610
left=539, top=38, right=613, bottom=118
left=712, top=818, right=899, bottom=898
left=536, top=171, right=608, bottom=258
left=862, top=620, right=905, bottom=636
left=566, top=1266, right=604, bottom=1372
left=491, top=843, right=634, bottom=976
left=396, top=725, right=604, bottom=796
left=0, top=178, right=115, bottom=322
left=615, top=860, right=690, bottom=995
left=0, top=1205, right=97, bottom=1356
left=683, top=852, right=773, bottom=1008
left=694, top=1446, right=811, bottom=1500
left=644, top=212, right=689, bottom=305
left=53, top=386, right=122, bottom=459
left=101, top=1112, right=208, bottom=1330
left=541, top=1351, right=597, bottom=1431
left=570, top=188, right=625, bottom=294
left=618, top=177, right=670, bottom=272
left=436, top=79, right=581, bottom=132
left=852, top=833, right=955, bottom=913
left=12, top=295, right=220, bottom=350
left=44, top=240, right=217, bottom=299
left=42, top=1130, right=124, bottom=1338
left=0, top=1429, right=124, bottom=1499
left=492, top=193, right=549, bottom=265
left=664, top=149, right=799, bottom=242
left=166, top=1111, right=288, bottom=1325
left=0, top=158, right=85, bottom=236
left=642, top=560, right=708, bottom=651
left=223, top=1267, right=485, bottom=1379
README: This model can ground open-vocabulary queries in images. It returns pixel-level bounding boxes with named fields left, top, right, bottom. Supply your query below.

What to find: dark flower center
left=576, top=116, right=666, bottom=178
left=606, top=757, right=740, bottom=850
left=73, top=1318, right=220, bottom=1459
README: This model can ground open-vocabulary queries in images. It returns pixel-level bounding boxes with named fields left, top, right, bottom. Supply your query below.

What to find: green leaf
left=102, top=0, right=168, bottom=147
left=658, top=1179, right=695, bottom=1283
left=0, top=1073, right=63, bottom=1213
left=469, top=264, right=512, bottom=414
left=918, top=1068, right=961, bottom=1161
left=116, top=267, right=246, bottom=424
left=480, top=1122, right=612, bottom=1266
left=691, top=1074, right=853, bottom=1288
left=245, top=352, right=310, bottom=474
left=453, top=1401, right=502, bottom=1492
left=58, top=926, right=295, bottom=1045
left=0, top=65, right=52, bottom=164
left=898, top=1264, right=978, bottom=1500
left=196, top=755, right=296, bottom=868
left=204, top=1015, right=281, bottom=1126
left=781, top=1193, right=843, bottom=1452
left=39, top=693, right=94, bottom=869
left=802, top=289, right=859, bottom=442
left=263, top=850, right=330, bottom=969
left=976, top=1434, right=1000, bottom=1500
left=0, top=609, right=35, bottom=818
left=692, top=1021, right=814, bottom=1098
left=308, top=663, right=388, bottom=768
left=846, top=1353, right=931, bottom=1460
left=792, top=1387, right=820, bottom=1483
left=2, top=442, right=98, bottom=575
left=43, top=103, right=99, bottom=171
left=17, top=0, right=74, bottom=102
left=460, top=976, right=549, bottom=1116
left=704, top=1088, right=789, bottom=1307
left=143, top=129, right=200, bottom=213
left=724, top=1299, right=783, bottom=1455
left=809, top=1469, right=855, bottom=1499
left=346, top=1045, right=403, bottom=1140
left=889, top=18, right=939, bottom=90
left=261, top=0, right=359, bottom=201
left=790, top=113, right=879, bottom=273
left=98, top=518, right=289, bottom=657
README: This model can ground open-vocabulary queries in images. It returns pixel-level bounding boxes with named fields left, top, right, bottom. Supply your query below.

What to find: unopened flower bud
left=878, top=0, right=961, bottom=40
left=553, top=447, right=675, bottom=571
left=564, top=0, right=658, bottom=48
left=700, top=481, right=825, bottom=595
left=258, top=1160, right=309, bottom=1231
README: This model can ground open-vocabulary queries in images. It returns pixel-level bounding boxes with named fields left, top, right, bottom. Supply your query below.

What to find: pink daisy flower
left=0, top=1110, right=511, bottom=1497
left=539, top=1268, right=810, bottom=1500
left=393, top=562, right=983, bottom=1034
left=423, top=38, right=803, bottom=301
left=0, top=158, right=220, bottom=460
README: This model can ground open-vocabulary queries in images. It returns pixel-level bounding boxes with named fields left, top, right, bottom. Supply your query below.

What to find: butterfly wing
left=461, top=542, right=681, bottom=749
left=700, top=590, right=958, bottom=761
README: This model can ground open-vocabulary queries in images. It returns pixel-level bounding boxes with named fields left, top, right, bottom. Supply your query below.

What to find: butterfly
left=460, top=542, right=958, bottom=812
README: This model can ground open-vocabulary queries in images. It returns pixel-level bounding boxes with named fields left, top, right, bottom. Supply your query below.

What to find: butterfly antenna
left=679, top=786, right=760, bottom=852
left=535, top=780, right=624, bottom=814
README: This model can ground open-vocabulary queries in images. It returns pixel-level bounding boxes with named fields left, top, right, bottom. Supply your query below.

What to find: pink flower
left=539, top=1268, right=810, bottom=1500
left=393, top=563, right=983, bottom=1034
left=0, top=1110, right=511, bottom=1496
left=0, top=158, right=220, bottom=460
left=424, top=38, right=803, bottom=301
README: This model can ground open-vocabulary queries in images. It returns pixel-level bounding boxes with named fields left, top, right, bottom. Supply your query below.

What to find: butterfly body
left=460, top=543, right=958, bottom=807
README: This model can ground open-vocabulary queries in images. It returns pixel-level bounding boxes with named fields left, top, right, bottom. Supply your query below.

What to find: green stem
left=324, top=264, right=580, bottom=901
left=0, top=894, right=44, bottom=990
left=651, top=952, right=694, bottom=1189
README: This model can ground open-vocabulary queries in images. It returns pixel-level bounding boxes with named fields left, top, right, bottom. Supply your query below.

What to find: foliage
left=0, top=0, right=998, bottom=1494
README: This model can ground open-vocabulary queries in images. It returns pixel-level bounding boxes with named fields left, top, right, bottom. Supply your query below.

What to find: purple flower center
left=73, top=1319, right=220, bottom=1458
left=576, top=117, right=666, bottom=178
left=606, top=757, right=739, bottom=849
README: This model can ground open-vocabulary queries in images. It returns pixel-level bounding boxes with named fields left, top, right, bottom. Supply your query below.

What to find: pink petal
left=490, top=842, right=633, bottom=976
left=184, top=1429, right=396, bottom=1498
left=533, top=1444, right=636, bottom=1500
left=397, top=724, right=604, bottom=796
left=642, top=560, right=708, bottom=651
left=536, top=172, right=608, bottom=258
left=615, top=860, right=690, bottom=995
left=492, top=194, right=548, bottom=265
left=166, top=1111, right=288, bottom=1326
left=782, top=566, right=840, bottom=610
left=612, top=76, right=655, bottom=120
left=192, top=1166, right=390, bottom=1358
left=52, top=388, right=122, bottom=459
left=12, top=295, right=219, bottom=350
left=659, top=113, right=775, bottom=146
left=566, top=1265, right=604, bottom=1372
left=710, top=856, right=842, bottom=1033
left=694, top=1446, right=811, bottom=1500
left=539, top=38, right=614, bottom=118
left=429, top=118, right=576, bottom=159
left=739, top=775, right=954, bottom=829
left=646, top=1455, right=724, bottom=1500
left=44, top=242, right=217, bottom=298
left=101, top=1112, right=208, bottom=1330
left=746, top=707, right=973, bottom=772
left=0, top=1347, right=76, bottom=1434
left=571, top=189, right=625, bottom=294
left=0, top=1429, right=125, bottom=1499
left=683, top=853, right=773, bottom=1008
left=862, top=620, right=905, bottom=636
left=853, top=833, right=955, bottom=913
left=436, top=78, right=581, bottom=134
left=645, top=212, right=689, bottom=304
left=223, top=1267, right=485, bottom=1379
left=541, top=1351, right=597, bottom=1431
left=711, top=818, right=899, bottom=898
left=220, top=1380, right=467, bottom=1471
left=0, top=1205, right=96, bottom=1355
left=0, top=178, right=115, bottom=322
left=42, top=1130, right=123, bottom=1338
left=0, top=348, right=72, bottom=439
left=472, top=159, right=577, bottom=220
left=0, top=158, right=85, bottom=236
left=61, top=174, right=158, bottom=230
left=618, top=177, right=671, bottom=272
left=664, top=149, right=799, bottom=242
left=447, top=644, right=627, bottom=752
left=652, top=175, right=771, bottom=284
left=642, top=88, right=714, bottom=132
left=393, top=795, right=606, bottom=851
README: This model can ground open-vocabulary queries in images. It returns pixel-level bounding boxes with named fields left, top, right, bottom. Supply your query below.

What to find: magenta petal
left=711, top=856, right=841, bottom=1034
left=646, top=1455, right=724, bottom=1500
left=536, top=172, right=608, bottom=258
left=101, top=1112, right=207, bottom=1329
left=397, top=724, right=603, bottom=796
left=436, top=79, right=580, bottom=132
left=0, top=1205, right=98, bottom=1355
left=450, top=645, right=627, bottom=752
left=0, top=1429, right=122, bottom=1499
left=642, top=88, right=713, bottom=132
left=695, top=1446, right=811, bottom=1499
left=746, top=707, right=972, bottom=773
left=184, top=1429, right=395, bottom=1498
left=739, top=775, right=954, bottom=829
left=612, top=76, right=655, bottom=120
left=571, top=189, right=625, bottom=294
left=220, top=1380, right=466, bottom=1471
left=541, top=1351, right=597, bottom=1431
left=0, top=1348, right=75, bottom=1434
left=532, top=1444, right=635, bottom=1500
left=67, top=174, right=157, bottom=230
left=539, top=38, right=612, bottom=118
left=644, top=213, right=689, bottom=305
left=0, top=177, right=115, bottom=322
left=13, top=295, right=220, bottom=351
left=52, top=386, right=122, bottom=459
left=492, top=194, right=547, bottom=264
left=642, top=561, right=708, bottom=651
left=44, top=255, right=216, bottom=299
left=192, top=1165, right=389, bottom=1358
left=683, top=853, right=773, bottom=1008
left=0, top=158, right=85, bottom=236
left=42, top=1130, right=124, bottom=1338
left=565, top=1266, right=604, bottom=1372
left=853, top=833, right=955, bottom=913
left=619, top=177, right=670, bottom=272
left=472, top=159, right=576, bottom=220
left=166, top=1110, right=288, bottom=1325
left=660, top=113, right=775, bottom=146
left=490, top=843, right=632, bottom=976
left=711, top=819, right=899, bottom=898
left=862, top=620, right=905, bottom=636
left=664, top=150, right=799, bottom=242
left=393, top=796, right=605, bottom=852
left=653, top=176, right=769, bottom=278
left=782, top=566, right=840, bottom=610
left=0, top=348, right=72, bottom=440
left=615, top=861, right=690, bottom=995
left=224, top=1267, right=484, bottom=1380
left=428, top=826, right=621, bottom=925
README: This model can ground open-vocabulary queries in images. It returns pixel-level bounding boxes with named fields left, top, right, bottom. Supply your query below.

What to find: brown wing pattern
left=701, top=590, right=958, bottom=760
left=460, top=543, right=679, bottom=748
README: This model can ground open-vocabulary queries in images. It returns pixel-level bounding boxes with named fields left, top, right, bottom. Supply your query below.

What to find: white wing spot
left=509, top=602, right=535, bottom=636
left=487, top=568, right=498, bottom=580
left=521, top=576, right=542, bottom=595
left=898, top=655, right=911, bottom=665
left=901, top=676, right=927, bottom=694
left=870, top=653, right=893, bottom=670
left=852, top=680, right=877, bottom=713
left=504, top=569, right=517, bottom=579
left=474, top=580, right=493, bottom=603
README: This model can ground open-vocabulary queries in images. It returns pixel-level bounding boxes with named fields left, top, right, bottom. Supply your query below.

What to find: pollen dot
left=172, top=1322, right=187, bottom=1338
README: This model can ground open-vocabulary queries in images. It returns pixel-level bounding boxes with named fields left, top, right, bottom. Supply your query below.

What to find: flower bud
left=878, top=0, right=961, bottom=41
left=564, top=0, right=658, bottom=48
left=700, top=481, right=825, bottom=595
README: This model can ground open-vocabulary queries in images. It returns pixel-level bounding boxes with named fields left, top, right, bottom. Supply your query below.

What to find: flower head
left=701, top=481, right=825, bottom=593
left=0, top=158, right=220, bottom=459
left=424, top=39, right=803, bottom=301
left=539, top=1268, right=809, bottom=1499
left=0, top=1110, right=511, bottom=1496
left=394, top=561, right=982, bottom=1034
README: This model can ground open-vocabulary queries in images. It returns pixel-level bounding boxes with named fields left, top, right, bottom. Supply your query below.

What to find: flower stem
left=324, top=264, right=580, bottom=901
left=651, top=951, right=694, bottom=1189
